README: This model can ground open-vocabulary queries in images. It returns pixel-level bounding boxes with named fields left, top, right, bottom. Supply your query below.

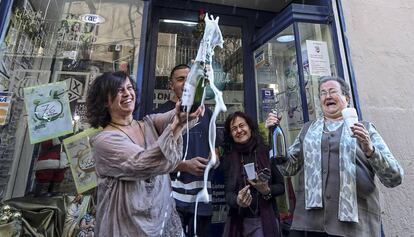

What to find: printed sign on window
left=24, top=81, right=73, bottom=144
left=306, top=40, right=331, bottom=77
left=63, top=128, right=101, bottom=193
left=0, top=92, right=13, bottom=125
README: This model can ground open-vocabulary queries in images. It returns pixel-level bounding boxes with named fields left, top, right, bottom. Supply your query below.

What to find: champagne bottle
left=269, top=118, right=287, bottom=160
left=181, top=61, right=206, bottom=113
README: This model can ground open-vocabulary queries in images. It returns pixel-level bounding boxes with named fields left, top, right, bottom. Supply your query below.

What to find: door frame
left=137, top=0, right=274, bottom=120
left=251, top=3, right=359, bottom=123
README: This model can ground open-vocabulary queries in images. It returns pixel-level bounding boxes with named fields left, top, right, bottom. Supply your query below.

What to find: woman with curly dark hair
left=86, top=71, right=202, bottom=237
left=221, top=111, right=284, bottom=237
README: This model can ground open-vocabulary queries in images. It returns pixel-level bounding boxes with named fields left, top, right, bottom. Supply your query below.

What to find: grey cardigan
left=278, top=121, right=403, bottom=237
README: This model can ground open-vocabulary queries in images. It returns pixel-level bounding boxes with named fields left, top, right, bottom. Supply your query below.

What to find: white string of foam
left=193, top=13, right=225, bottom=236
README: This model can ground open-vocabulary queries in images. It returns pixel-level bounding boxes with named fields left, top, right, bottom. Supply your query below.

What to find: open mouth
left=326, top=101, right=336, bottom=106
left=121, top=98, right=133, bottom=105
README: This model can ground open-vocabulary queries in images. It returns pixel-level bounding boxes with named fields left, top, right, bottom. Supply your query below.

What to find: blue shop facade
left=0, top=0, right=359, bottom=235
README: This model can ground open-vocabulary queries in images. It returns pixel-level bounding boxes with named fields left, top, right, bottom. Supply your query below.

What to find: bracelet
left=262, top=191, right=272, bottom=200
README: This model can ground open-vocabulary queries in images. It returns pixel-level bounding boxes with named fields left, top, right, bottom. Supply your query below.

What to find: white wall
left=341, top=0, right=414, bottom=235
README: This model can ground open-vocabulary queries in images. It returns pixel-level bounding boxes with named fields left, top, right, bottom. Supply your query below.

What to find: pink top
left=91, top=111, right=184, bottom=237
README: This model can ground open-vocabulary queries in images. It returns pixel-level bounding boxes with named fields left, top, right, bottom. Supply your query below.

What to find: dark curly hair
left=223, top=111, right=264, bottom=153
left=86, top=71, right=138, bottom=128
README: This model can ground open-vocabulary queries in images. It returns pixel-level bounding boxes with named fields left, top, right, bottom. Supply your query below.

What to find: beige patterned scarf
left=303, top=118, right=358, bottom=222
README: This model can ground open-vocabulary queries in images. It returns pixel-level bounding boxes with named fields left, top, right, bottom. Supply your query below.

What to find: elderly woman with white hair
left=266, top=76, right=403, bottom=237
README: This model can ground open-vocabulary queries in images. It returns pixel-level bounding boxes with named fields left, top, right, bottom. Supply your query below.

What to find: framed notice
left=306, top=40, right=331, bottom=77
left=63, top=128, right=101, bottom=193
left=24, top=81, right=73, bottom=144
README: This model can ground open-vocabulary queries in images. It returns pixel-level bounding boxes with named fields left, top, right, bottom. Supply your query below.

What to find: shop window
left=254, top=23, right=339, bottom=143
left=254, top=21, right=339, bottom=220
left=0, top=0, right=145, bottom=198
left=297, top=22, right=339, bottom=121
left=254, top=25, right=302, bottom=146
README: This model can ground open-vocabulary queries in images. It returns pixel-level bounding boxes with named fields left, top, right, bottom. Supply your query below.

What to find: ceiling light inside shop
left=161, top=19, right=197, bottom=26
left=276, top=34, right=295, bottom=43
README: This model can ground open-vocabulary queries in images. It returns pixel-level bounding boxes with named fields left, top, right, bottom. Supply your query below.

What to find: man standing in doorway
left=153, top=64, right=215, bottom=237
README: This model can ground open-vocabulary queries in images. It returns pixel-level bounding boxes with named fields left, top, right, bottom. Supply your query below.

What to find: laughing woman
left=221, top=111, right=285, bottom=237
left=86, top=71, right=201, bottom=237
left=266, top=76, right=404, bottom=237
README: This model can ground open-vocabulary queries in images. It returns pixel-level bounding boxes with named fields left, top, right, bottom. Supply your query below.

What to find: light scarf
left=303, top=118, right=358, bottom=222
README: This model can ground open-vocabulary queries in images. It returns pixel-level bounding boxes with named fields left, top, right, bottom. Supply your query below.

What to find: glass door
left=254, top=25, right=303, bottom=145
left=153, top=18, right=244, bottom=125
left=297, top=22, right=340, bottom=121
left=254, top=22, right=340, bottom=143
left=253, top=21, right=340, bottom=218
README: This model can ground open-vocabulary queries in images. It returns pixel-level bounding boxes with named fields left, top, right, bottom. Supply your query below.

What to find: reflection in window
left=0, top=0, right=145, bottom=197
left=254, top=25, right=303, bottom=147
left=154, top=20, right=243, bottom=124
left=298, top=22, right=337, bottom=121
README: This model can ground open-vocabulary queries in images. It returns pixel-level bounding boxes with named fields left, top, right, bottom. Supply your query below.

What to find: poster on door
left=24, top=81, right=73, bottom=144
left=306, top=40, right=331, bottom=77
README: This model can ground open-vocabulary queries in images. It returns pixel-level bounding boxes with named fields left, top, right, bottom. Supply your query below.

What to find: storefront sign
left=306, top=40, right=331, bottom=77
left=261, top=88, right=275, bottom=112
left=254, top=50, right=265, bottom=68
left=153, top=89, right=171, bottom=104
left=0, top=92, right=13, bottom=125
left=24, top=82, right=73, bottom=144
left=80, top=14, right=105, bottom=24
left=63, top=128, right=101, bottom=193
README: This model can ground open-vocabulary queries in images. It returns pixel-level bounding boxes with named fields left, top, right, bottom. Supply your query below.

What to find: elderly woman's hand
left=265, top=112, right=281, bottom=128
left=236, top=185, right=252, bottom=208
left=351, top=122, right=375, bottom=157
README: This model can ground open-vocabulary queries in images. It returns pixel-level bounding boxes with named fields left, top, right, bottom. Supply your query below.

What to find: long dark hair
left=223, top=111, right=264, bottom=153
left=86, top=71, right=138, bottom=128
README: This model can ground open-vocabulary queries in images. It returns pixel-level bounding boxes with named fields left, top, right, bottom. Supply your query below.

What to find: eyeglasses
left=320, top=89, right=341, bottom=97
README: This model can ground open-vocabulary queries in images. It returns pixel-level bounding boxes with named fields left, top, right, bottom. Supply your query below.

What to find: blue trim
left=326, top=2, right=346, bottom=80
left=335, top=0, right=362, bottom=119
left=243, top=16, right=257, bottom=119
left=141, top=1, right=263, bottom=118
left=293, top=22, right=310, bottom=123
left=152, top=0, right=275, bottom=26
left=0, top=0, right=13, bottom=43
left=252, top=4, right=331, bottom=50
left=140, top=1, right=159, bottom=119
left=135, top=0, right=151, bottom=119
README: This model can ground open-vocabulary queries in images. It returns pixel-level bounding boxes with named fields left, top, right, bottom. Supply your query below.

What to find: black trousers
left=177, top=208, right=212, bottom=237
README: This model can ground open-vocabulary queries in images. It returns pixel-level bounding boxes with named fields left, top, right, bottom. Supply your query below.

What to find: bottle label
left=181, top=83, right=196, bottom=107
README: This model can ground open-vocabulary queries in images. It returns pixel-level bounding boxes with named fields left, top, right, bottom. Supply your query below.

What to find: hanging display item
left=63, top=128, right=101, bottom=193
left=24, top=81, right=73, bottom=144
